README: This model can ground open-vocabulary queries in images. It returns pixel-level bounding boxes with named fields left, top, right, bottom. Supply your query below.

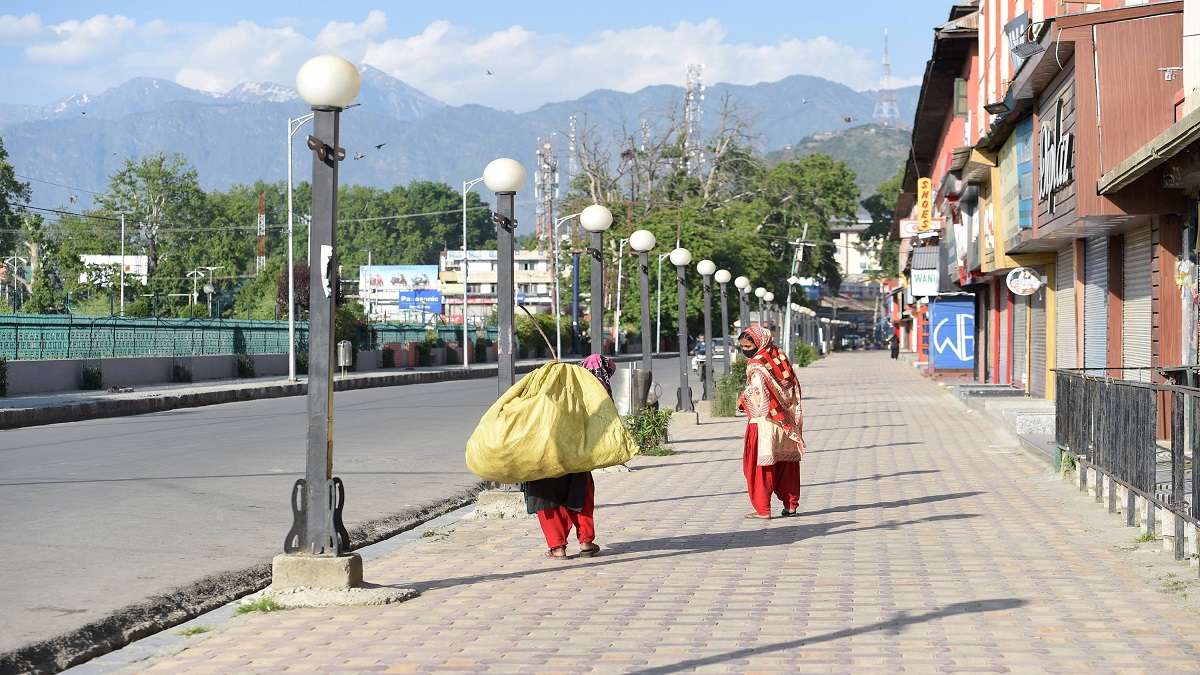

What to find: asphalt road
left=0, top=357, right=694, bottom=654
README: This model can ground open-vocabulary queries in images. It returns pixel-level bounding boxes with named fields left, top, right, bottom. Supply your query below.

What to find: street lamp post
left=655, top=252, right=670, bottom=352
left=580, top=205, right=614, bottom=356
left=483, top=158, right=527, bottom=394
left=287, top=112, right=315, bottom=382
left=763, top=291, right=775, bottom=331
left=612, top=237, right=630, bottom=351
left=630, top=230, right=657, bottom=408
left=734, top=276, right=750, bottom=330
left=715, top=269, right=732, bottom=375
left=281, top=55, right=360, bottom=566
left=461, top=176, right=485, bottom=369
left=784, top=276, right=801, bottom=357
left=551, top=205, right=611, bottom=358
left=670, top=247, right=693, bottom=412
left=755, top=286, right=767, bottom=326
left=696, top=259, right=716, bottom=400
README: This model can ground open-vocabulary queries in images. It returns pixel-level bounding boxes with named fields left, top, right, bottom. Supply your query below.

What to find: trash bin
left=337, top=340, right=353, bottom=374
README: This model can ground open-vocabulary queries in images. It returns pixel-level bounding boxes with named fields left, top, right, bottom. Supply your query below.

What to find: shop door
left=1083, top=236, right=1108, bottom=374
left=1123, top=227, right=1153, bottom=382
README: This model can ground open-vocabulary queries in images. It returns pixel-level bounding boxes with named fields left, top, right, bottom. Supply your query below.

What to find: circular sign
left=1006, top=267, right=1043, bottom=296
left=515, top=291, right=527, bottom=305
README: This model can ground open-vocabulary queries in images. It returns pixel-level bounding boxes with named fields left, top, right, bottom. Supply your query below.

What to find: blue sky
left=1, top=1, right=952, bottom=109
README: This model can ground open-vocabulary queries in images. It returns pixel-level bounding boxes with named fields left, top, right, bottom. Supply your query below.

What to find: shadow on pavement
left=633, top=458, right=739, bottom=470
left=629, top=597, right=1028, bottom=674
left=599, top=491, right=745, bottom=509
left=799, top=491, right=983, bottom=518
left=410, top=513, right=980, bottom=594
left=802, top=469, right=940, bottom=488
left=804, top=441, right=920, bottom=454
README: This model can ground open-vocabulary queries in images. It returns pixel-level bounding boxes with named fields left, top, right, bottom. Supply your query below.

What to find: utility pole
left=119, top=213, right=126, bottom=317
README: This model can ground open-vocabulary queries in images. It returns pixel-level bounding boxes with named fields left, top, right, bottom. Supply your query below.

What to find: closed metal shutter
left=981, top=287, right=992, bottom=382
left=1055, top=246, right=1077, bottom=373
left=1123, top=227, right=1153, bottom=382
left=999, top=289, right=1011, bottom=383
left=1013, top=293, right=1028, bottom=387
left=1031, top=281, right=1047, bottom=396
left=1083, top=236, right=1108, bottom=374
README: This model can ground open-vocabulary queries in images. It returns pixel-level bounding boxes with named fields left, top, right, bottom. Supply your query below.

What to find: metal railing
left=0, top=315, right=500, bottom=360
left=1055, top=369, right=1199, bottom=564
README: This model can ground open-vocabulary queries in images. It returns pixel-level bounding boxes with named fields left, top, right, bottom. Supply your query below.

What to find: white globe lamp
left=764, top=291, right=775, bottom=303
left=754, top=286, right=767, bottom=299
left=580, top=204, right=613, bottom=233
left=629, top=229, right=657, bottom=252
left=669, top=247, right=692, bottom=267
left=734, top=276, right=750, bottom=291
left=714, top=269, right=731, bottom=284
left=296, top=55, right=362, bottom=108
left=483, top=158, right=527, bottom=193
left=696, top=259, right=716, bottom=276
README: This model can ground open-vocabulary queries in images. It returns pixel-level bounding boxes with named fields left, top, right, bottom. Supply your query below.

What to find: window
left=954, top=78, right=969, bottom=117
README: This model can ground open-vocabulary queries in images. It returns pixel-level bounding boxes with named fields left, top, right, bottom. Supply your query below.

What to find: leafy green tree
left=0, top=137, right=31, bottom=257
left=861, top=166, right=903, bottom=278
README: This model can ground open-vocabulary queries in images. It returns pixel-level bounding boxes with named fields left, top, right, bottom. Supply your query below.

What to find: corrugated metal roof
left=912, top=246, right=940, bottom=270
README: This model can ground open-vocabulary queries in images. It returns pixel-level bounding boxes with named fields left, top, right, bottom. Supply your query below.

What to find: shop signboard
left=930, top=299, right=975, bottom=369
left=1006, top=267, right=1043, bottom=296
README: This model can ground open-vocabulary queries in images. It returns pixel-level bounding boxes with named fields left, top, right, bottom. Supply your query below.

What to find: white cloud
left=363, top=19, right=886, bottom=110
left=316, top=10, right=386, bottom=51
left=7, top=11, right=914, bottom=108
left=25, top=14, right=135, bottom=64
left=0, top=13, right=42, bottom=44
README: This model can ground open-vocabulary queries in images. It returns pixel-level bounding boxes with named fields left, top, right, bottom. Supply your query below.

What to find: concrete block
left=5, top=358, right=83, bottom=394
left=472, top=490, right=530, bottom=519
left=671, top=410, right=700, bottom=427
left=271, top=553, right=363, bottom=591
left=355, top=350, right=380, bottom=372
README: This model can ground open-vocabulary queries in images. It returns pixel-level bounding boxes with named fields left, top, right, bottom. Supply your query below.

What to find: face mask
left=741, top=346, right=758, bottom=358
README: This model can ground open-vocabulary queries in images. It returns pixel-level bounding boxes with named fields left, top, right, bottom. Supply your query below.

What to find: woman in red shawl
left=737, top=326, right=805, bottom=519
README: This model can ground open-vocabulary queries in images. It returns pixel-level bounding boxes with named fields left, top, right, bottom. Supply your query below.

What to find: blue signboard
left=1015, top=118, right=1034, bottom=230
left=398, top=289, right=442, bottom=313
left=929, top=299, right=975, bottom=369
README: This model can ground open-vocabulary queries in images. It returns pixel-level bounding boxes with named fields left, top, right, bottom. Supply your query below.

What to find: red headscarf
left=739, top=326, right=804, bottom=444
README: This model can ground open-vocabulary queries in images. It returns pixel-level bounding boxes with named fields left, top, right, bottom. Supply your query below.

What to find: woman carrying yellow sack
left=521, top=354, right=613, bottom=559
left=737, top=326, right=805, bottom=519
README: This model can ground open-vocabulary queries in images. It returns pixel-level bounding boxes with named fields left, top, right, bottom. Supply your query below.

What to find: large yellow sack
left=465, top=362, right=639, bottom=483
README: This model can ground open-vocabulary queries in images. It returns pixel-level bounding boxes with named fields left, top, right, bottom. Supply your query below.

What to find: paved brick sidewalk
left=126, top=353, right=1200, bottom=673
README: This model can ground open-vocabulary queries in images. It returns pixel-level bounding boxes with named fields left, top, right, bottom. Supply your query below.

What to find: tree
left=0, top=137, right=31, bottom=258
left=861, top=166, right=904, bottom=278
left=95, top=153, right=211, bottom=283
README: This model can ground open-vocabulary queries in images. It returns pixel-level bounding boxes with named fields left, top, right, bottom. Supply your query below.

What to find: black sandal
left=545, top=546, right=567, bottom=559
left=579, top=543, right=600, bottom=558
left=780, top=509, right=799, bottom=518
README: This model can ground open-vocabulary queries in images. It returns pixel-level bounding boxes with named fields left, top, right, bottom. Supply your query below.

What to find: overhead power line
left=15, top=174, right=105, bottom=196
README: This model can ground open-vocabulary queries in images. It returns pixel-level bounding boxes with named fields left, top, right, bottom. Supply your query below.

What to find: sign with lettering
left=930, top=299, right=975, bottom=369
left=1006, top=267, right=1043, bottom=296
left=900, top=218, right=944, bottom=238
left=1039, top=97, right=1074, bottom=214
left=917, top=177, right=933, bottom=232
left=1004, top=13, right=1032, bottom=70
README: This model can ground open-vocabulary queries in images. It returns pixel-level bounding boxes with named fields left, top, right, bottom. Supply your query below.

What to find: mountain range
left=0, top=66, right=917, bottom=222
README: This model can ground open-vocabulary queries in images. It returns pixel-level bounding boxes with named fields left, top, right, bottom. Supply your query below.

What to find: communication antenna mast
left=534, top=135, right=559, bottom=249
left=567, top=115, right=578, bottom=186
left=684, top=63, right=705, bottom=176
left=874, top=29, right=901, bottom=126
left=255, top=192, right=267, bottom=274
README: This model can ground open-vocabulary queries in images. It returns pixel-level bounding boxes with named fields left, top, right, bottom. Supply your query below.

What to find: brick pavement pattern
left=131, top=353, right=1200, bottom=673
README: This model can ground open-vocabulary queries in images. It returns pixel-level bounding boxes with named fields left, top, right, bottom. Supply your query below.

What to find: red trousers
left=743, top=423, right=801, bottom=516
left=536, top=480, right=596, bottom=549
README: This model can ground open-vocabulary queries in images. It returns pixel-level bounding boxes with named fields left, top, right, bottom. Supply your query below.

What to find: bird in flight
left=843, top=116, right=856, bottom=123
left=486, top=69, right=494, bottom=76
left=354, top=152, right=366, bottom=160
left=374, top=143, right=387, bottom=150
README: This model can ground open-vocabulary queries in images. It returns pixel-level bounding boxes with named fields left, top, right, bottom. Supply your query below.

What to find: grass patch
left=714, top=373, right=741, bottom=417
left=639, top=446, right=676, bottom=457
left=235, top=596, right=284, bottom=615
left=177, top=625, right=211, bottom=637
left=623, top=407, right=672, bottom=454
left=1135, top=532, right=1159, bottom=544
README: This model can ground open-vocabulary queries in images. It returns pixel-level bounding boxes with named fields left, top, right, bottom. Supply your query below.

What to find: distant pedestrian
left=522, top=354, right=612, bottom=559
left=737, top=327, right=805, bottom=519
left=890, top=335, right=900, bottom=360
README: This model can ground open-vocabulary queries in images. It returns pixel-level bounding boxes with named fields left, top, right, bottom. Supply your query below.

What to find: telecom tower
left=567, top=115, right=578, bottom=187
left=534, top=135, right=559, bottom=248
left=874, top=30, right=901, bottom=127
left=255, top=192, right=267, bottom=273
left=683, top=63, right=705, bottom=176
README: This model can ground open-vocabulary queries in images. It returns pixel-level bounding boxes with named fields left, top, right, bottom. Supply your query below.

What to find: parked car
left=692, top=338, right=729, bottom=373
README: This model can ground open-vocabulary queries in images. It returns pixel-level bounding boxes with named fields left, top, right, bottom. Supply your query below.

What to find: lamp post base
left=268, top=553, right=418, bottom=608
left=472, top=489, right=531, bottom=519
